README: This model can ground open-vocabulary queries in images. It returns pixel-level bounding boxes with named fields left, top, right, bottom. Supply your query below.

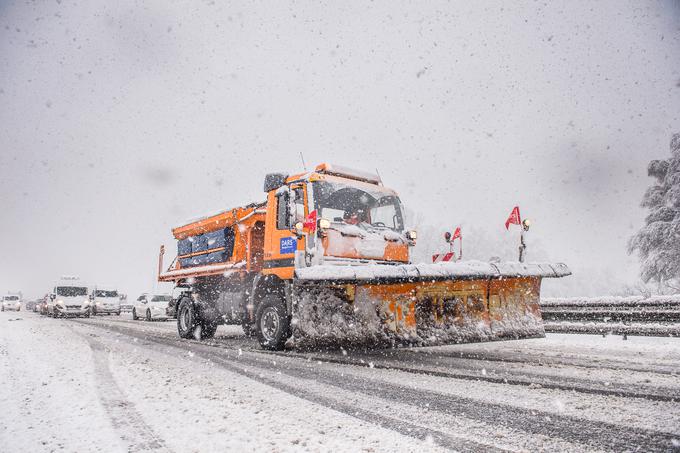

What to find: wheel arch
left=250, top=274, right=292, bottom=319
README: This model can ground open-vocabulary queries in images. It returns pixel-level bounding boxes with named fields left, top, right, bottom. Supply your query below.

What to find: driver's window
left=293, top=187, right=305, bottom=223
left=276, top=191, right=290, bottom=230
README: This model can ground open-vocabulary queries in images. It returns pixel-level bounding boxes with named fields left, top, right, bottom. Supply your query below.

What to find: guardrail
left=540, top=295, right=680, bottom=337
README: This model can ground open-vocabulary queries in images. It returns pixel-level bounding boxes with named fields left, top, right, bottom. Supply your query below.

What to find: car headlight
left=56, top=300, right=65, bottom=307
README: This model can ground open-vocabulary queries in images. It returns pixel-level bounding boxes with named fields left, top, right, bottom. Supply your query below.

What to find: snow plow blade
left=292, top=261, right=570, bottom=349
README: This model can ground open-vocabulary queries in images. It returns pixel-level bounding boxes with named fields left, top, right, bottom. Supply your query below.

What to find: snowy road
left=1, top=312, right=679, bottom=452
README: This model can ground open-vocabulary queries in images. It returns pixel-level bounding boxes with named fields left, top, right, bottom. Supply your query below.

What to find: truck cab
left=49, top=277, right=90, bottom=318
left=261, top=163, right=415, bottom=280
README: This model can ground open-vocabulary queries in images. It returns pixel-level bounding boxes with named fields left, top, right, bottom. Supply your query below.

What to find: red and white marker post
left=505, top=206, right=531, bottom=262
left=433, top=227, right=462, bottom=263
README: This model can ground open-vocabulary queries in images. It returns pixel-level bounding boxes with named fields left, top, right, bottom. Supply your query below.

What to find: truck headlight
left=405, top=230, right=417, bottom=245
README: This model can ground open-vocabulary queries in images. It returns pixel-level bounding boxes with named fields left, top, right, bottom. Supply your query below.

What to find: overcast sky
left=1, top=0, right=679, bottom=299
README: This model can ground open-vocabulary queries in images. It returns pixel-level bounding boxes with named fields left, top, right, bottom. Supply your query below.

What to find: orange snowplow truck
left=158, top=163, right=570, bottom=350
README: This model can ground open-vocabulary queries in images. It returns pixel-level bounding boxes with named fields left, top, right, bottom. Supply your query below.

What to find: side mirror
left=50, top=294, right=56, bottom=301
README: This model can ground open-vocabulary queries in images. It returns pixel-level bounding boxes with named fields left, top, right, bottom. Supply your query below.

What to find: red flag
left=303, top=210, right=317, bottom=233
left=452, top=227, right=462, bottom=240
left=505, top=206, right=521, bottom=230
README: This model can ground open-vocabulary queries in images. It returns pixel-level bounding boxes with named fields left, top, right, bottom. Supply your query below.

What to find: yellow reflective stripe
left=177, top=246, right=227, bottom=259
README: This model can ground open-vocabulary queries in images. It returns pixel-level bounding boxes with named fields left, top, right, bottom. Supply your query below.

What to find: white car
left=90, top=287, right=121, bottom=316
left=1, top=294, right=22, bottom=312
left=49, top=282, right=90, bottom=318
left=132, top=293, right=172, bottom=321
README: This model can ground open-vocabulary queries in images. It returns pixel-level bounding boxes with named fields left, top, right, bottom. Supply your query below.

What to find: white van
left=1, top=293, right=22, bottom=312
left=48, top=277, right=90, bottom=318
left=90, top=286, right=121, bottom=316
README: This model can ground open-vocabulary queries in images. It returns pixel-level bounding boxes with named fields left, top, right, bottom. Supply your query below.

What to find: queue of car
left=3, top=277, right=174, bottom=322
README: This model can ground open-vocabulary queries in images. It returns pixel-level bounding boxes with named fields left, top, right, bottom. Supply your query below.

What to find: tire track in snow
left=71, top=320, right=508, bottom=452
left=76, top=330, right=171, bottom=453
left=273, top=350, right=680, bottom=403
left=422, top=348, right=680, bottom=376
left=73, top=319, right=680, bottom=452
left=81, top=316, right=680, bottom=401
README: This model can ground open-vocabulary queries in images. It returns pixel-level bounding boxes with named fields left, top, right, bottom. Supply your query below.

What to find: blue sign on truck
left=279, top=237, right=297, bottom=254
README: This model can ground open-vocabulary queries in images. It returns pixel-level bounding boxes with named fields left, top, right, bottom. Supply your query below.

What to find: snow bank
left=541, top=295, right=680, bottom=307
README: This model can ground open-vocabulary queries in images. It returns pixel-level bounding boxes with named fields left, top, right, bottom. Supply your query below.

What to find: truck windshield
left=95, top=290, right=118, bottom=298
left=56, top=286, right=88, bottom=297
left=312, top=180, right=404, bottom=231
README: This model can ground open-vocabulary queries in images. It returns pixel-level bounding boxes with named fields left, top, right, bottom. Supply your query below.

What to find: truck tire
left=177, top=297, right=200, bottom=339
left=255, top=295, right=290, bottom=350
left=132, top=308, right=139, bottom=320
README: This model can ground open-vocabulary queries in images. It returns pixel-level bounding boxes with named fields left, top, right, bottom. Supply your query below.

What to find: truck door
left=263, top=183, right=307, bottom=279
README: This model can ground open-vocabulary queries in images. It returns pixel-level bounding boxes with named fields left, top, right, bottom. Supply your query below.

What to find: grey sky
left=1, top=0, right=679, bottom=299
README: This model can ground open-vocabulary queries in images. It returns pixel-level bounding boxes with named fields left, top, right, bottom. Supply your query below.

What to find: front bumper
left=55, top=307, right=90, bottom=317
left=92, top=306, right=120, bottom=314
left=2, top=304, right=21, bottom=311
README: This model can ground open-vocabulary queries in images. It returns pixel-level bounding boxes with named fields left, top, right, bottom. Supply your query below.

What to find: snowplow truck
left=158, top=163, right=570, bottom=350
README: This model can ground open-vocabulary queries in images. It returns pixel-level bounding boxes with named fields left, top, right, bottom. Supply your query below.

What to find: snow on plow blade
left=292, top=261, right=571, bottom=349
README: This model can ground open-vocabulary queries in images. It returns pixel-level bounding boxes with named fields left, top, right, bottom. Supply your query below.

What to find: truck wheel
left=132, top=308, right=139, bottom=320
left=177, top=297, right=200, bottom=339
left=255, top=295, right=290, bottom=350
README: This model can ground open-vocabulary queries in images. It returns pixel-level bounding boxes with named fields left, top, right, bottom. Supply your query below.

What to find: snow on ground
left=0, top=312, right=444, bottom=452
left=2, top=311, right=680, bottom=452
left=0, top=315, right=125, bottom=452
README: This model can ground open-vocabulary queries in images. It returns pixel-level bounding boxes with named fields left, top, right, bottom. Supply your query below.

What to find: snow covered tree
left=629, top=133, right=680, bottom=290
